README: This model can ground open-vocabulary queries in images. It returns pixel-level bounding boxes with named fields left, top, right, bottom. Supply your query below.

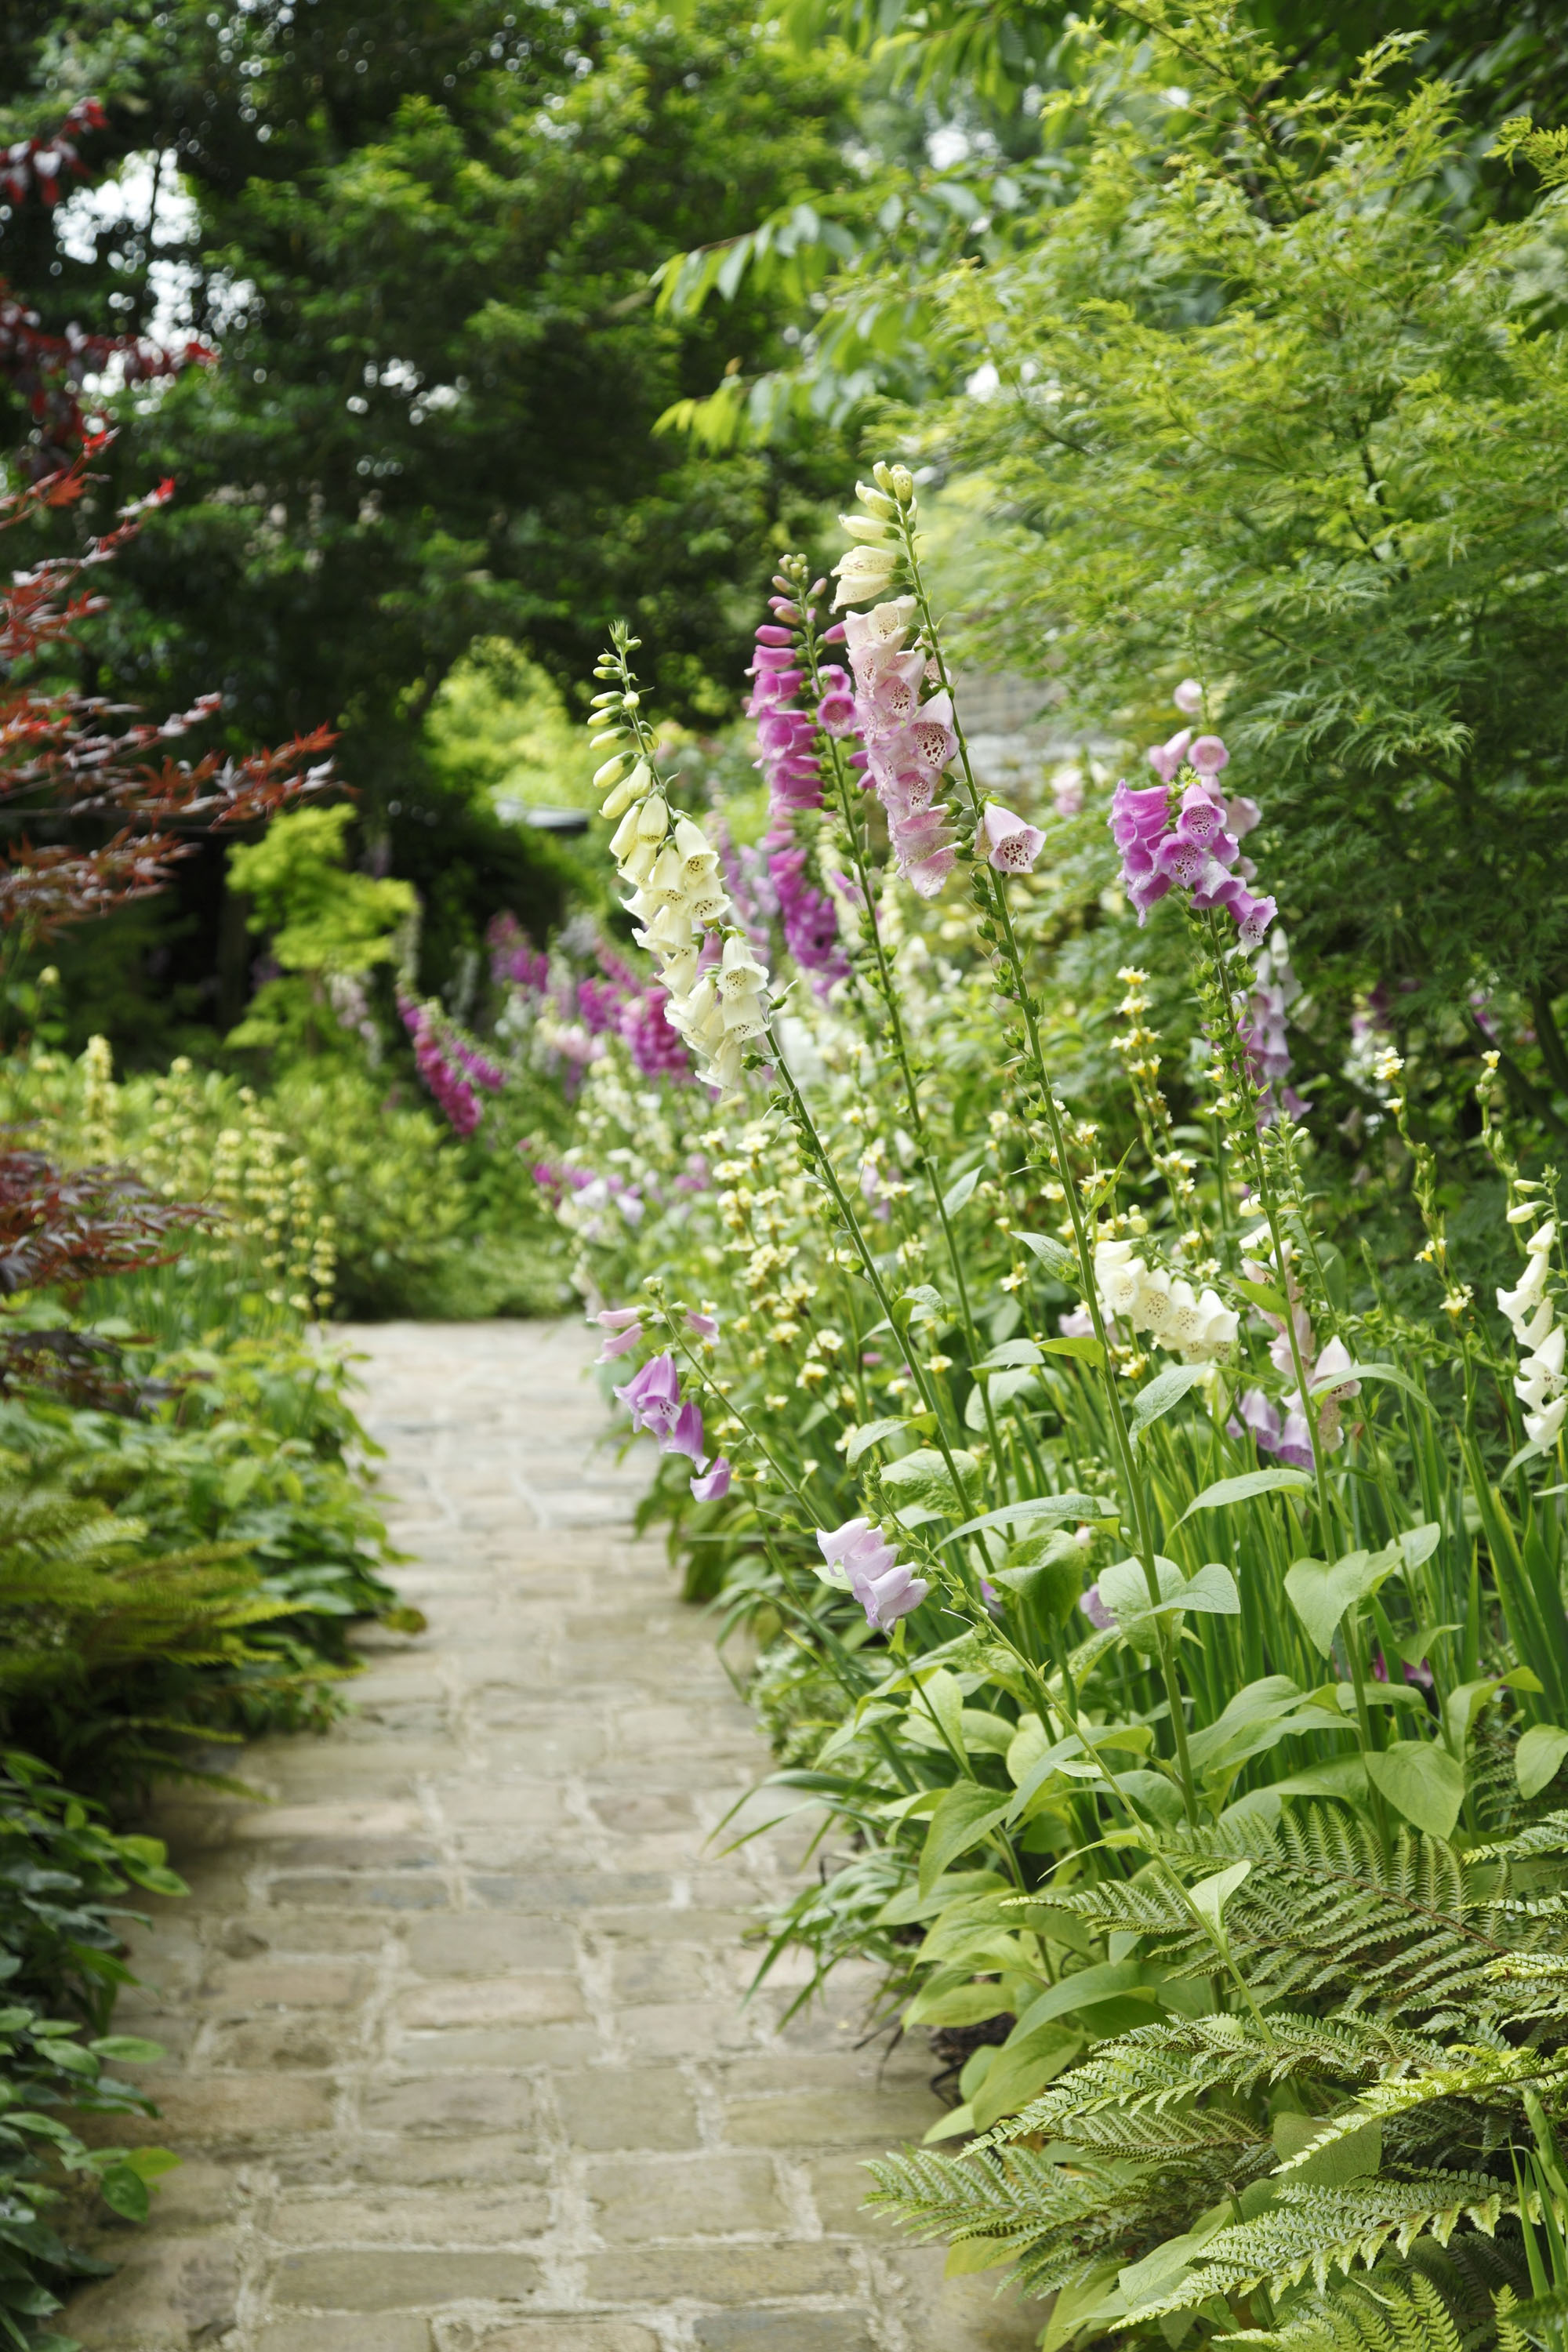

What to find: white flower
left=720, top=989, right=769, bottom=1040
left=1526, top=1396, right=1567, bottom=1450
left=718, top=934, right=768, bottom=997
left=1499, top=1252, right=1548, bottom=1330
left=831, top=544, right=898, bottom=608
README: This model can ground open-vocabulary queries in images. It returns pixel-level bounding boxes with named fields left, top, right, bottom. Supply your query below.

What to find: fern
left=1218, top=2268, right=1471, bottom=2352
left=1125, top=2175, right=1513, bottom=2316
left=1030, top=1808, right=1559, bottom=2021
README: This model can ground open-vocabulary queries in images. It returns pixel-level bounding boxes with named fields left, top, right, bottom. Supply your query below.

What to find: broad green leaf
left=1232, top=1276, right=1289, bottom=1316
left=907, top=1980, right=1017, bottom=2029
left=1444, top=1668, right=1542, bottom=1756
left=939, top=1494, right=1111, bottom=1548
left=916, top=1667, right=967, bottom=1760
left=1284, top=1547, right=1403, bottom=1658
left=1011, top=1958, right=1153, bottom=2038
left=970, top=2026, right=1083, bottom=2130
left=1128, top=1364, right=1209, bottom=1439
left=1365, top=1740, right=1465, bottom=1839
left=1189, top=1676, right=1306, bottom=1773
left=941, top=1166, right=982, bottom=1218
left=1518, top=1723, right=1568, bottom=1800
left=892, top=1284, right=947, bottom=1333
left=98, top=2165, right=149, bottom=2223
left=978, top=1340, right=1043, bottom=1370
left=1178, top=1468, right=1313, bottom=1521
left=1187, top=1859, right=1251, bottom=1942
left=919, top=1783, right=1014, bottom=1896
left=989, top=1367, right=1042, bottom=1408
left=882, top=1446, right=980, bottom=1515
left=844, top=1418, right=908, bottom=1468
left=89, top=2036, right=164, bottom=2065
left=1039, top=1334, right=1106, bottom=1367
left=1017, top=1231, right=1080, bottom=1283
left=1100, top=1555, right=1240, bottom=1634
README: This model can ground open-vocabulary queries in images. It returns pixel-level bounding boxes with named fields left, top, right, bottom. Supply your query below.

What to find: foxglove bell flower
left=613, top=1352, right=682, bottom=1437
left=1500, top=1215, right=1565, bottom=1450
left=662, top=1400, right=706, bottom=1465
left=690, top=1457, right=731, bottom=1502
left=816, top=1516, right=930, bottom=1629
left=592, top=1307, right=645, bottom=1361
left=1112, top=728, right=1277, bottom=952
left=1093, top=1237, right=1238, bottom=1363
left=982, top=803, right=1047, bottom=874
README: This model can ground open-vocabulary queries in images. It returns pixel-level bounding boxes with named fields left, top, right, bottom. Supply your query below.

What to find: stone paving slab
left=67, top=1320, right=1040, bottom=2352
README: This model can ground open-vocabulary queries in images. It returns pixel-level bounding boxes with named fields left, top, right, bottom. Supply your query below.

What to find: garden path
left=66, top=1319, right=1040, bottom=2352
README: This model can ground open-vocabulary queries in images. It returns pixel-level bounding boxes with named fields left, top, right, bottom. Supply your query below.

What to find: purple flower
left=691, top=1457, right=731, bottom=1502
left=1058, top=1306, right=1094, bottom=1338
left=1081, top=1583, right=1114, bottom=1630
left=662, top=1399, right=706, bottom=1465
left=595, top=1320, right=644, bottom=1361
left=1189, top=735, right=1229, bottom=775
left=1146, top=728, right=1192, bottom=783
left=1173, top=678, right=1204, bottom=715
left=687, top=1309, right=720, bottom=1341
left=982, top=802, right=1047, bottom=874
left=613, top=1352, right=682, bottom=1437
left=817, top=1516, right=930, bottom=1630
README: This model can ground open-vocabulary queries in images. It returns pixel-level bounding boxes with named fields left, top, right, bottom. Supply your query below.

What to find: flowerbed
left=514, top=459, right=1568, bottom=2352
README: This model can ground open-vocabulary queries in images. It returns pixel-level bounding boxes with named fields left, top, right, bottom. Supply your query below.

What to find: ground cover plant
left=526, top=386, right=1568, bottom=2352
left=0, top=238, right=408, bottom=2347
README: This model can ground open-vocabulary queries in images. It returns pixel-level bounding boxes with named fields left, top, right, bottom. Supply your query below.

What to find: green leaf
left=892, top=1285, right=947, bottom=1333
left=89, top=2036, right=164, bottom=2065
left=882, top=1446, right=981, bottom=1516
left=916, top=1667, right=967, bottom=1761
left=1010, top=1958, right=1153, bottom=2038
left=1365, top=1741, right=1465, bottom=1839
left=906, top=1981, right=1016, bottom=2029
left=1232, top=1276, right=1289, bottom=1316
left=940, top=1494, right=1112, bottom=1548
left=98, top=2165, right=149, bottom=2223
left=1039, top=1334, right=1106, bottom=1367
left=1128, top=1364, right=1209, bottom=1439
left=1284, top=1547, right=1405, bottom=1658
left=844, top=1417, right=908, bottom=1467
left=1178, top=1468, right=1313, bottom=1520
left=1518, top=1723, right=1568, bottom=1800
left=919, top=1783, right=1015, bottom=1896
left=1017, top=1231, right=1080, bottom=1283
left=942, top=1167, right=982, bottom=1218
left=978, top=1340, right=1043, bottom=1370
left=1099, top=1555, right=1240, bottom=1633
left=1186, top=1859, right=1251, bottom=1941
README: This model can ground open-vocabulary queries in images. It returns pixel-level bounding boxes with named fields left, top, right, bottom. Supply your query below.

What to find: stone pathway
left=67, top=1320, right=1040, bottom=2352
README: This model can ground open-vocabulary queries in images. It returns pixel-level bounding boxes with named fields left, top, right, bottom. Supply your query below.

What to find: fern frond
left=1128, top=2174, right=1511, bottom=2315
left=863, top=2142, right=1120, bottom=2245
left=981, top=2013, right=1442, bottom=2155
left=1217, top=2267, right=1466, bottom=2352
left=1035, top=1806, right=1553, bottom=2020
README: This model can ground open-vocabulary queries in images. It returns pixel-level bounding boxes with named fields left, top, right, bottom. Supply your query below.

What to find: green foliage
left=0, top=1758, right=184, bottom=2346
left=225, top=808, right=416, bottom=1061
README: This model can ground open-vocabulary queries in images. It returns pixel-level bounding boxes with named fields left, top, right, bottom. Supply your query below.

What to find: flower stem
left=890, top=504, right=1199, bottom=1827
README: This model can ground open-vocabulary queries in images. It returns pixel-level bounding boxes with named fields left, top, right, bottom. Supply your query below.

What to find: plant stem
left=892, top=510, right=1200, bottom=1826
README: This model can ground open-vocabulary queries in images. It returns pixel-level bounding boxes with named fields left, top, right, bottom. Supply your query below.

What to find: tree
left=0, top=1, right=858, bottom=1036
